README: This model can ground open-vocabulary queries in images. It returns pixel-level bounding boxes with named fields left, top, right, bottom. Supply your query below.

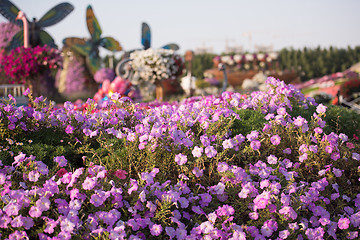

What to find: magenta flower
left=338, top=217, right=350, bottom=229
left=29, top=206, right=42, bottom=218
left=114, top=169, right=127, bottom=179
left=250, top=140, right=261, bottom=151
left=150, top=223, right=163, bottom=236
left=65, top=125, right=74, bottom=134
left=253, top=196, right=268, bottom=210
left=270, top=135, right=281, bottom=145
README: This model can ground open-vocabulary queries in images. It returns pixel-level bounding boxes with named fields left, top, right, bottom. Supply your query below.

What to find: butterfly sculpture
left=63, top=5, right=122, bottom=75
left=0, top=0, right=74, bottom=50
left=141, top=22, right=179, bottom=51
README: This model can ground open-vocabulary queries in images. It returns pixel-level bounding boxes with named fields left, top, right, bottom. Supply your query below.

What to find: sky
left=1, top=0, right=360, bottom=58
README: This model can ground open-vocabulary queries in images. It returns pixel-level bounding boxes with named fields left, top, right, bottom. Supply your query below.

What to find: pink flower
left=114, top=169, right=127, bottom=179
left=57, top=168, right=68, bottom=177
left=205, top=146, right=217, bottom=158
left=338, top=217, right=350, bottom=229
left=270, top=135, right=281, bottom=145
left=150, top=223, right=163, bottom=236
left=175, top=153, right=187, bottom=165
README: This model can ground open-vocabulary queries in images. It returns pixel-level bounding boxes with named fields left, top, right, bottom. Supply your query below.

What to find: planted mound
left=0, top=77, right=359, bottom=239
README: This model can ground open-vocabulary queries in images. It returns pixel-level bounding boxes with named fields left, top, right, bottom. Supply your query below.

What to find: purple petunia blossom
left=217, top=162, right=229, bottom=172
left=352, top=153, right=360, bottom=160
left=65, top=125, right=74, bottom=134
left=150, top=223, right=163, bottom=236
left=54, top=156, right=68, bottom=167
left=175, top=153, right=188, bottom=165
left=267, top=155, right=278, bottom=165
left=250, top=140, right=261, bottom=151
left=4, top=202, right=20, bottom=216
left=29, top=206, right=42, bottom=218
left=338, top=217, right=350, bottom=229
left=82, top=177, right=96, bottom=190
left=316, top=104, right=327, bottom=114
left=270, top=135, right=281, bottom=145
left=192, top=167, right=203, bottom=177
left=205, top=146, right=217, bottom=158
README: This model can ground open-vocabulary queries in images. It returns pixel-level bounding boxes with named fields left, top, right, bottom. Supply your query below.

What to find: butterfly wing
left=100, top=36, right=122, bottom=52
left=38, top=30, right=57, bottom=48
left=37, top=2, right=74, bottom=28
left=63, top=37, right=91, bottom=56
left=5, top=30, right=23, bottom=50
left=63, top=37, right=86, bottom=47
left=86, top=5, right=102, bottom=41
left=161, top=43, right=180, bottom=51
left=87, top=52, right=101, bottom=75
left=0, top=0, right=25, bottom=26
left=141, top=22, right=151, bottom=50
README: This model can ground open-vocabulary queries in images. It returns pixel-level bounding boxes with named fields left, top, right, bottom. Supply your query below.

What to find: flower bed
left=0, top=77, right=360, bottom=239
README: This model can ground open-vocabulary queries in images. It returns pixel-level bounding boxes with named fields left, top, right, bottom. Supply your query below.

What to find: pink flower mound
left=94, top=68, right=115, bottom=84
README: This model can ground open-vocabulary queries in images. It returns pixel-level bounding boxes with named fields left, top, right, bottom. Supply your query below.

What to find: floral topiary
left=340, top=78, right=360, bottom=100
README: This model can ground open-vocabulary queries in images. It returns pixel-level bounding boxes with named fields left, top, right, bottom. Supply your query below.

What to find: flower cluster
left=129, top=48, right=184, bottom=85
left=340, top=78, right=360, bottom=99
left=0, top=45, right=63, bottom=84
left=0, top=77, right=360, bottom=239
left=93, top=67, right=115, bottom=84
left=0, top=22, right=20, bottom=49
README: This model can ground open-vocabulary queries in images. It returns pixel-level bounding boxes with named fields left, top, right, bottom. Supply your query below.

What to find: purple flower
left=283, top=148, right=291, bottom=154
left=36, top=197, right=51, bottom=211
left=65, top=125, right=74, bottom=134
left=192, top=146, right=203, bottom=158
left=29, top=206, right=42, bottom=218
left=250, top=140, right=261, bottom=151
left=54, top=156, right=68, bottom=167
left=246, top=131, right=259, bottom=141
left=267, top=155, right=278, bottom=165
left=316, top=104, right=327, bottom=114
left=205, top=146, right=217, bottom=158
left=338, top=217, right=350, bottom=229
left=314, top=127, right=323, bottom=134
left=4, top=202, right=20, bottom=216
left=270, top=135, right=281, bottom=145
left=82, top=177, right=96, bottom=190
left=60, top=217, right=75, bottom=233
left=293, top=116, right=306, bottom=127
left=33, top=111, right=45, bottom=121
left=352, top=153, right=360, bottom=160
left=253, top=196, right=268, bottom=210
left=261, top=219, right=278, bottom=237
left=222, top=139, right=234, bottom=149
left=175, top=153, right=188, bottom=165
left=22, top=217, right=34, bottom=230
left=150, top=223, right=163, bottom=236
left=28, top=170, right=40, bottom=182
left=217, top=162, right=229, bottom=172
left=192, top=167, right=204, bottom=177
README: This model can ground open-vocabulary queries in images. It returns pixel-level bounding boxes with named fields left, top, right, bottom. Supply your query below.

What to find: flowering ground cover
left=0, top=77, right=360, bottom=239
